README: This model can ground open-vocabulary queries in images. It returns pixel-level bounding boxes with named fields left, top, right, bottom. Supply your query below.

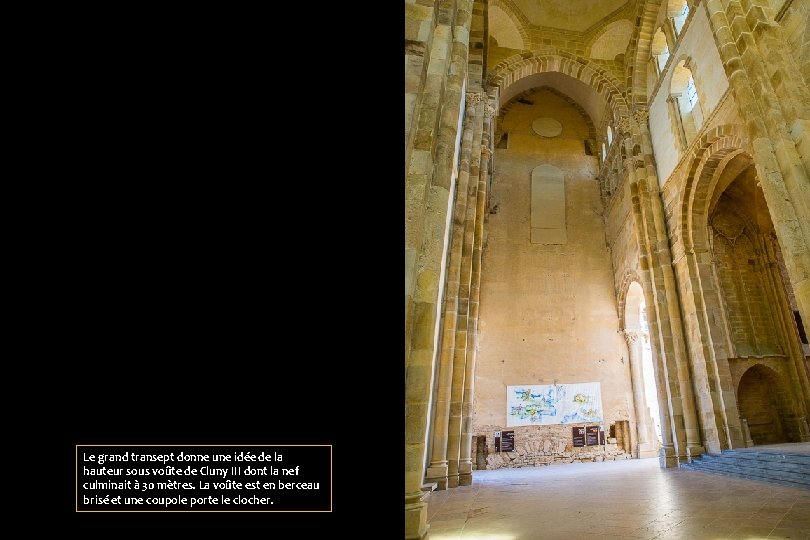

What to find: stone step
left=682, top=449, right=810, bottom=491
left=684, top=461, right=810, bottom=486
left=721, top=451, right=810, bottom=465
left=682, top=463, right=810, bottom=490
left=694, top=455, right=810, bottom=474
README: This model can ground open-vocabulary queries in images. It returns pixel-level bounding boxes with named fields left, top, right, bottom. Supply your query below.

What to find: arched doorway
left=623, top=281, right=662, bottom=457
left=737, top=365, right=796, bottom=445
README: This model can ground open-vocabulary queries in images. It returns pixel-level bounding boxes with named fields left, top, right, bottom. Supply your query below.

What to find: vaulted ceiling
left=511, top=0, right=629, bottom=32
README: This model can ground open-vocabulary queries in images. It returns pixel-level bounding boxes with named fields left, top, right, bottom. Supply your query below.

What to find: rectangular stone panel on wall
left=531, top=164, right=566, bottom=244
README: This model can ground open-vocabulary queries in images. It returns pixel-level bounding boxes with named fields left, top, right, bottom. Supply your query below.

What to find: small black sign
left=500, top=430, right=515, bottom=452
left=586, top=426, right=600, bottom=446
left=572, top=426, right=586, bottom=447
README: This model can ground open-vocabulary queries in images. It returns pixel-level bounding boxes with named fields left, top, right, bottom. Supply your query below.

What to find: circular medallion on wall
left=532, top=117, right=563, bottom=138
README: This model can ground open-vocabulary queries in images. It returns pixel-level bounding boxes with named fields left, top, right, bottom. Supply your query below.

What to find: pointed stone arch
left=487, top=50, right=630, bottom=125
left=489, top=0, right=530, bottom=51
left=680, top=124, right=749, bottom=253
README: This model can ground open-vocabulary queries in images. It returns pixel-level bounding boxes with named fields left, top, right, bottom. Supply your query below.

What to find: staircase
left=681, top=446, right=810, bottom=490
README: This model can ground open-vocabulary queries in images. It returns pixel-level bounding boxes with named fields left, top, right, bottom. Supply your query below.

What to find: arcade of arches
left=405, top=0, right=810, bottom=538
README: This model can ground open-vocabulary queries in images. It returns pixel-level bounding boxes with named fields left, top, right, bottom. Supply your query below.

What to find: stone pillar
left=627, top=162, right=679, bottom=468
left=623, top=108, right=705, bottom=466
left=639, top=122, right=706, bottom=463
left=669, top=223, right=740, bottom=454
left=704, top=0, right=810, bottom=343
left=736, top=0, right=810, bottom=182
left=800, top=418, right=810, bottom=443
left=459, top=97, right=494, bottom=487
left=446, top=92, right=483, bottom=489
left=740, top=418, right=754, bottom=447
left=666, top=95, right=688, bottom=150
left=405, top=2, right=473, bottom=538
left=759, top=234, right=810, bottom=424
left=624, top=330, right=658, bottom=458
left=424, top=97, right=477, bottom=491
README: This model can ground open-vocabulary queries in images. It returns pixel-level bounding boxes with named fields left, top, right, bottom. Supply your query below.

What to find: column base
left=659, top=445, right=678, bottom=468
left=447, top=474, right=460, bottom=488
left=457, top=460, right=472, bottom=486
left=636, top=442, right=659, bottom=459
left=405, top=491, right=428, bottom=540
left=686, top=445, right=705, bottom=462
left=425, top=464, right=449, bottom=491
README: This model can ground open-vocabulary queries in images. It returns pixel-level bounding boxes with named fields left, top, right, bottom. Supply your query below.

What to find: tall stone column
left=760, top=234, right=810, bottom=422
left=675, top=246, right=745, bottom=451
left=459, top=97, right=494, bottom=486
left=704, top=0, right=810, bottom=343
left=637, top=116, right=705, bottom=462
left=446, top=92, right=483, bottom=489
left=623, top=108, right=705, bottom=465
left=624, top=330, right=658, bottom=458
left=424, top=98, right=477, bottom=491
left=405, top=2, right=473, bottom=538
left=627, top=160, right=680, bottom=468
left=736, top=0, right=810, bottom=183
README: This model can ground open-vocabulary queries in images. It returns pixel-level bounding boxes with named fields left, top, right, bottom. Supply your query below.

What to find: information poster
left=507, top=383, right=603, bottom=426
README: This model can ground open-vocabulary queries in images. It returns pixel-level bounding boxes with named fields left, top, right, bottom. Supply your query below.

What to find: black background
left=42, top=4, right=400, bottom=535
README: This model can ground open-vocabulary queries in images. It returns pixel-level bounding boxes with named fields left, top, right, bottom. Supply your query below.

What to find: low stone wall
left=474, top=424, right=632, bottom=470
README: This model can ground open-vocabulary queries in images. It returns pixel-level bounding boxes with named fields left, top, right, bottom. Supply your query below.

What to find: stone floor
left=425, top=454, right=810, bottom=539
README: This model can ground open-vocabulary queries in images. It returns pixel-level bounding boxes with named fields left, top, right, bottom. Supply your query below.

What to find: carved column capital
left=633, top=108, right=649, bottom=127
left=466, top=92, right=484, bottom=106
left=617, top=115, right=632, bottom=135
left=623, top=329, right=644, bottom=346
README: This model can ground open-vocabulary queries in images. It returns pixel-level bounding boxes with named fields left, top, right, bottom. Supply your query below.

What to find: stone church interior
left=405, top=0, right=810, bottom=538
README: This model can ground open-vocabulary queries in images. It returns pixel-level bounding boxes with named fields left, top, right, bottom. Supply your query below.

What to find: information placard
left=572, top=427, right=585, bottom=447
left=585, top=426, right=599, bottom=446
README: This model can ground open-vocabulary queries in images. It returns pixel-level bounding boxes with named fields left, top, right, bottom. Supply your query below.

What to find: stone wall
left=474, top=86, right=636, bottom=449
left=473, top=425, right=632, bottom=470
left=779, top=0, right=809, bottom=85
left=648, top=4, right=729, bottom=185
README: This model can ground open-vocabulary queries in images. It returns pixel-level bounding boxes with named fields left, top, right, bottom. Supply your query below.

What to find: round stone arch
left=735, top=363, right=799, bottom=445
left=617, top=270, right=644, bottom=330
left=628, top=0, right=669, bottom=109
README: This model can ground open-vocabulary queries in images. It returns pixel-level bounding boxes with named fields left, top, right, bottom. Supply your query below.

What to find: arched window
left=686, top=76, right=698, bottom=109
left=607, top=126, right=613, bottom=146
left=651, top=27, right=670, bottom=74
left=668, top=0, right=689, bottom=36
left=601, top=142, right=606, bottom=161
left=669, top=59, right=703, bottom=148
